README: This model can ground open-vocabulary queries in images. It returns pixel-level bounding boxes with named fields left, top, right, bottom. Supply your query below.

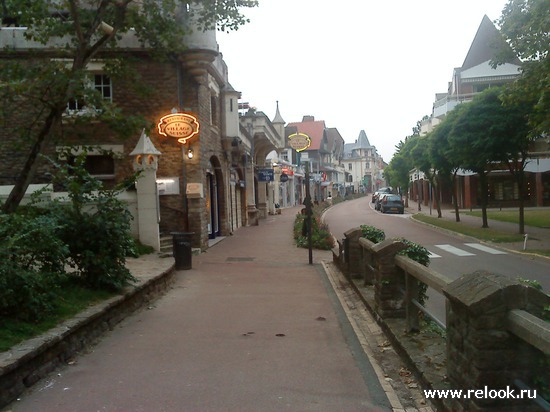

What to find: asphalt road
left=323, top=196, right=550, bottom=325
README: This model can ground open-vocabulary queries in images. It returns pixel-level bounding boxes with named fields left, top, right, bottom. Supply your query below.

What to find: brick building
left=0, top=6, right=284, bottom=251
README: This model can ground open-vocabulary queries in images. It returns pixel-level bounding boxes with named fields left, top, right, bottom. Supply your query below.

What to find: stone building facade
left=0, top=8, right=284, bottom=251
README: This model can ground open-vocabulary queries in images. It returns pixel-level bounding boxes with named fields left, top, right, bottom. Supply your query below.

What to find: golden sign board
left=157, top=113, right=200, bottom=144
left=288, top=132, right=311, bottom=152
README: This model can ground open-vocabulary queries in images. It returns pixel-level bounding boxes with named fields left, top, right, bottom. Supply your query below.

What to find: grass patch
left=0, top=279, right=117, bottom=352
left=413, top=214, right=525, bottom=243
left=464, top=209, right=550, bottom=228
left=524, top=250, right=550, bottom=258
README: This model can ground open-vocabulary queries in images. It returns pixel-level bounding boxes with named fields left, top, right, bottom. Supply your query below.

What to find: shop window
left=493, top=181, right=519, bottom=201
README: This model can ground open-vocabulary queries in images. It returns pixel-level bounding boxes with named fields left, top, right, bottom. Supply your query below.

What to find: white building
left=343, top=130, right=385, bottom=193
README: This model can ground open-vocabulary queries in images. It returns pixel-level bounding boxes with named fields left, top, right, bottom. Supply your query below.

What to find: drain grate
left=226, top=257, right=255, bottom=262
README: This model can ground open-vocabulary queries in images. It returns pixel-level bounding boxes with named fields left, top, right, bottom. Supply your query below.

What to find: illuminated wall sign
left=157, top=113, right=200, bottom=144
left=288, top=132, right=311, bottom=152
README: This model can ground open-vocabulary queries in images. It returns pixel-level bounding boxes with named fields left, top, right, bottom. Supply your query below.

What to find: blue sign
left=258, top=168, right=274, bottom=182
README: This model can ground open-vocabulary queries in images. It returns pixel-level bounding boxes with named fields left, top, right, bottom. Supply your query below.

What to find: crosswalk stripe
left=427, top=250, right=441, bottom=259
left=435, top=244, right=476, bottom=256
left=464, top=243, right=507, bottom=255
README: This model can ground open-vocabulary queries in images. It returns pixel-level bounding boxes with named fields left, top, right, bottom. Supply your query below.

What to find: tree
left=385, top=138, right=415, bottom=207
left=0, top=0, right=257, bottom=214
left=486, top=89, right=533, bottom=234
left=448, top=88, right=525, bottom=229
left=410, top=134, right=443, bottom=217
left=494, top=0, right=550, bottom=136
left=428, top=105, right=467, bottom=222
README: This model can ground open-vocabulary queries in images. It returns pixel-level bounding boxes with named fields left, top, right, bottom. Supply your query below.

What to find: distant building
left=343, top=130, right=385, bottom=193
left=418, top=15, right=549, bottom=208
left=285, top=116, right=345, bottom=201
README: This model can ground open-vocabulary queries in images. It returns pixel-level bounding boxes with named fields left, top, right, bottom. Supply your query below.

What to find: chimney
left=302, top=115, right=315, bottom=122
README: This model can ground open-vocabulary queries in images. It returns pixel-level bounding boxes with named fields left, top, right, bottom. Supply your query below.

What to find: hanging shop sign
left=288, top=132, right=311, bottom=152
left=280, top=173, right=289, bottom=183
left=258, top=168, right=274, bottom=182
left=157, top=113, right=200, bottom=144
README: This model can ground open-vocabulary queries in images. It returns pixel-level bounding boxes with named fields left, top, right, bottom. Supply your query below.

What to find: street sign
left=280, top=173, right=289, bottom=182
left=258, top=168, right=274, bottom=182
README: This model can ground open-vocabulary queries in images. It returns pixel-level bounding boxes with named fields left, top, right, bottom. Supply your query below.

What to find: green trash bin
left=171, top=232, right=194, bottom=270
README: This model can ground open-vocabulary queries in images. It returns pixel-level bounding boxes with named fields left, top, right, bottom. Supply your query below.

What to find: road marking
left=464, top=243, right=507, bottom=255
left=434, top=244, right=476, bottom=256
left=427, top=250, right=441, bottom=259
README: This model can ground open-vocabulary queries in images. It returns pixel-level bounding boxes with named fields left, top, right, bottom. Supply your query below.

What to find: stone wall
left=0, top=263, right=175, bottom=409
left=338, top=228, right=550, bottom=411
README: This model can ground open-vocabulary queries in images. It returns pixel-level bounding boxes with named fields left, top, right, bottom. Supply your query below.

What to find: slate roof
left=343, top=130, right=373, bottom=155
left=461, top=15, right=521, bottom=71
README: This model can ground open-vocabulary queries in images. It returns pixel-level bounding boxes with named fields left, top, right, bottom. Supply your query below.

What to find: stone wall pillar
left=372, top=240, right=408, bottom=318
left=444, top=271, right=549, bottom=411
left=246, top=165, right=259, bottom=225
left=343, top=228, right=363, bottom=278
left=257, top=182, right=268, bottom=218
left=130, top=131, right=161, bottom=251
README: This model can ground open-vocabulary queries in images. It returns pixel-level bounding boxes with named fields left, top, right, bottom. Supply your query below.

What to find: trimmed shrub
left=360, top=225, right=385, bottom=243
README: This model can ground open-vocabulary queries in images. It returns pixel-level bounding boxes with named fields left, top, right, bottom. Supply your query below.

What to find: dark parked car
left=374, top=193, right=389, bottom=210
left=371, top=187, right=393, bottom=203
left=379, top=194, right=404, bottom=214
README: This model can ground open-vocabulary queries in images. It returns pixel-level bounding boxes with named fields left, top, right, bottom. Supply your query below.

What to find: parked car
left=374, top=193, right=391, bottom=210
left=371, top=187, right=392, bottom=204
left=379, top=194, right=405, bottom=214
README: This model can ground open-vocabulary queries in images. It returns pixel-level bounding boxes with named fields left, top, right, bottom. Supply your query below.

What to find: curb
left=0, top=260, right=176, bottom=409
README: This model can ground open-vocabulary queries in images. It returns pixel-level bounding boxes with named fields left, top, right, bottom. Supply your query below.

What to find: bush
left=294, top=211, right=334, bottom=250
left=0, top=212, right=68, bottom=321
left=50, top=151, right=137, bottom=291
left=396, top=238, right=430, bottom=305
left=397, top=238, right=430, bottom=267
left=360, top=225, right=385, bottom=243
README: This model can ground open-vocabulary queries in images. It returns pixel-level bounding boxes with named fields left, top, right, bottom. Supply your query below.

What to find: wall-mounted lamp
left=186, top=147, right=194, bottom=159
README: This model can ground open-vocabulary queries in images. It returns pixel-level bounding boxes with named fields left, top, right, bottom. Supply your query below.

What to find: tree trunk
left=516, top=168, right=526, bottom=235
left=434, top=177, right=442, bottom=218
left=452, top=171, right=460, bottom=222
left=1, top=108, right=61, bottom=214
left=479, top=172, right=489, bottom=228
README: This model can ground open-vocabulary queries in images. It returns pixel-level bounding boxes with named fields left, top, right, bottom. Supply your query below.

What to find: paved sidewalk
left=8, top=207, right=424, bottom=412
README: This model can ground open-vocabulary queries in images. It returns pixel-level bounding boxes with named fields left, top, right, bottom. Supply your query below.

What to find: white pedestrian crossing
left=434, top=244, right=476, bottom=256
left=427, top=243, right=508, bottom=258
left=464, top=243, right=507, bottom=255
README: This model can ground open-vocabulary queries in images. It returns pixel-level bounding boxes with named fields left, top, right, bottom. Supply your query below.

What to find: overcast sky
left=216, top=0, right=510, bottom=162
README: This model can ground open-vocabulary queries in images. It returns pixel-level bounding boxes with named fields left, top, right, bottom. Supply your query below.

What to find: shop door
left=208, top=172, right=220, bottom=239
